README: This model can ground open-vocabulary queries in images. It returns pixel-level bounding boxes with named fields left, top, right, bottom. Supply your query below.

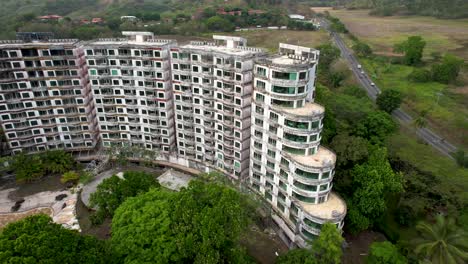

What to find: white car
left=370, top=82, right=375, bottom=86
left=360, top=70, right=365, bottom=74
left=357, top=64, right=362, bottom=69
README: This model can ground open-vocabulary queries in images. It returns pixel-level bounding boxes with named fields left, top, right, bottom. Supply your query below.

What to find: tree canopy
left=394, top=36, right=426, bottom=65
left=111, top=180, right=252, bottom=264
left=89, top=171, right=160, bottom=224
left=413, top=214, right=468, bottom=264
left=431, top=54, right=464, bottom=84
left=0, top=214, right=109, bottom=263
left=277, top=223, right=343, bottom=264
left=376, top=89, right=403, bottom=113
left=347, top=147, right=404, bottom=233
left=367, top=241, right=407, bottom=264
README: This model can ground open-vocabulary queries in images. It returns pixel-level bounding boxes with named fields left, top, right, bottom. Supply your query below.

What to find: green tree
left=413, top=214, right=468, bottom=264
left=42, top=150, right=75, bottom=174
left=331, top=134, right=369, bottom=168
left=394, top=36, right=426, bottom=65
left=277, top=223, right=343, bottom=264
left=0, top=214, right=109, bottom=263
left=317, top=44, right=341, bottom=71
left=347, top=147, right=404, bottom=233
left=367, top=241, right=407, bottom=264
left=89, top=171, right=159, bottom=224
left=205, top=16, right=235, bottom=32
left=414, top=109, right=429, bottom=128
left=11, top=153, right=45, bottom=183
left=353, top=41, right=373, bottom=57
left=354, top=111, right=397, bottom=144
left=431, top=54, right=464, bottom=84
left=376, top=89, right=403, bottom=113
left=408, top=68, right=432, bottom=83
left=111, top=180, right=252, bottom=264
left=311, top=223, right=344, bottom=264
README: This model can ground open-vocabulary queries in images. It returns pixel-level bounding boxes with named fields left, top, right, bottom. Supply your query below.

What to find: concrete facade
left=0, top=32, right=346, bottom=247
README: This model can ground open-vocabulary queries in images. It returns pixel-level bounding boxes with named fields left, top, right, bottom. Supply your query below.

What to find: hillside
left=0, top=0, right=292, bottom=39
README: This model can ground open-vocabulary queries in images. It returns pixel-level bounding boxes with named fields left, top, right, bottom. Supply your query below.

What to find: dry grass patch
left=329, top=9, right=468, bottom=60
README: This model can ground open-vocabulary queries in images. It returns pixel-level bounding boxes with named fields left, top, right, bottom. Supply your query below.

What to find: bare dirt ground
left=0, top=208, right=52, bottom=229
left=343, top=231, right=387, bottom=264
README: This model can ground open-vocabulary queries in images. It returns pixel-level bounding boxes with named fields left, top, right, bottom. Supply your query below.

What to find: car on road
left=357, top=64, right=362, bottom=69
left=370, top=82, right=375, bottom=86
left=360, top=70, right=365, bottom=74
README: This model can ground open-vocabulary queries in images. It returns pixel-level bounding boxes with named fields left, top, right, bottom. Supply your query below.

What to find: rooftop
left=181, top=43, right=264, bottom=56
left=279, top=102, right=324, bottom=117
left=299, top=192, right=347, bottom=220
left=288, top=146, right=336, bottom=168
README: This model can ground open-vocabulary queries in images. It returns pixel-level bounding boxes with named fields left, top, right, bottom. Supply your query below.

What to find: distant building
left=0, top=38, right=98, bottom=153
left=38, top=15, right=63, bottom=22
left=217, top=8, right=242, bottom=16
left=248, top=10, right=266, bottom=15
left=80, top=19, right=90, bottom=25
left=120, top=16, right=138, bottom=22
left=91, top=18, right=104, bottom=24
left=289, top=14, right=305, bottom=20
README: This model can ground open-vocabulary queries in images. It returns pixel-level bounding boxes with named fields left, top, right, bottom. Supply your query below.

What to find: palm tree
left=414, top=109, right=429, bottom=128
left=413, top=214, right=468, bottom=264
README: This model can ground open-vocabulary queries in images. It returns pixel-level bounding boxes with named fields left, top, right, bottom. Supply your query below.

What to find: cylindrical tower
left=249, top=44, right=346, bottom=248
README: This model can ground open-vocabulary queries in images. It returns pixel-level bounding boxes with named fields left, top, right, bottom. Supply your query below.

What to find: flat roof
left=299, top=192, right=346, bottom=220
left=0, top=40, right=79, bottom=48
left=279, top=102, right=324, bottom=117
left=180, top=43, right=264, bottom=56
left=288, top=146, right=336, bottom=168
left=86, top=39, right=175, bottom=47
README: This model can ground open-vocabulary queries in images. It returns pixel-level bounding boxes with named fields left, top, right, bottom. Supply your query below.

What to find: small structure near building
left=289, top=14, right=305, bottom=20
left=157, top=169, right=193, bottom=191
left=92, top=18, right=104, bottom=24
left=38, top=15, right=63, bottom=22
left=121, top=16, right=138, bottom=22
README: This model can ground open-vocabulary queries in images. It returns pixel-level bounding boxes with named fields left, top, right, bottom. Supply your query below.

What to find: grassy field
left=359, top=58, right=468, bottom=148
left=312, top=8, right=468, bottom=149
left=327, top=9, right=468, bottom=60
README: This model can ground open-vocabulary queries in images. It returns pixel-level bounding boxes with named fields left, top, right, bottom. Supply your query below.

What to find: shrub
left=408, top=68, right=432, bottom=82
left=61, top=171, right=79, bottom=184
left=376, top=89, right=403, bottom=113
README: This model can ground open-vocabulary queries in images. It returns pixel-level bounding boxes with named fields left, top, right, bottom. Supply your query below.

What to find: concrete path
left=80, top=169, right=120, bottom=208
left=0, top=187, right=80, bottom=230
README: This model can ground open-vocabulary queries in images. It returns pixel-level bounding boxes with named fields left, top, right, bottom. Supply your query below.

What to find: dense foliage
left=276, top=223, right=343, bottom=264
left=394, top=36, right=426, bottom=66
left=0, top=214, right=109, bottom=263
left=413, top=214, right=468, bottom=264
left=89, top=171, right=160, bottom=224
left=376, top=89, right=403, bottom=113
left=367, top=241, right=407, bottom=264
left=111, top=180, right=252, bottom=263
left=347, top=147, right=404, bottom=233
left=11, top=150, right=75, bottom=182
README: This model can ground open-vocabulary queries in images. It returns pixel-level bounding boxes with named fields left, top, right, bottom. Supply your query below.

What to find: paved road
left=321, top=20, right=457, bottom=158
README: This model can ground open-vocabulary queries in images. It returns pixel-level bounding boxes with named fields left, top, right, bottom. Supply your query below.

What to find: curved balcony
left=299, top=192, right=347, bottom=222
left=282, top=146, right=336, bottom=171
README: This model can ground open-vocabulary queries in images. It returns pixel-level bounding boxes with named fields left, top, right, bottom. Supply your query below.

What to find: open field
left=360, top=58, right=468, bottom=148
left=327, top=9, right=468, bottom=60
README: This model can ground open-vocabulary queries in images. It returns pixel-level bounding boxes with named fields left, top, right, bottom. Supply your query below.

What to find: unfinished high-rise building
left=0, top=37, right=98, bottom=154
left=249, top=43, right=346, bottom=247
